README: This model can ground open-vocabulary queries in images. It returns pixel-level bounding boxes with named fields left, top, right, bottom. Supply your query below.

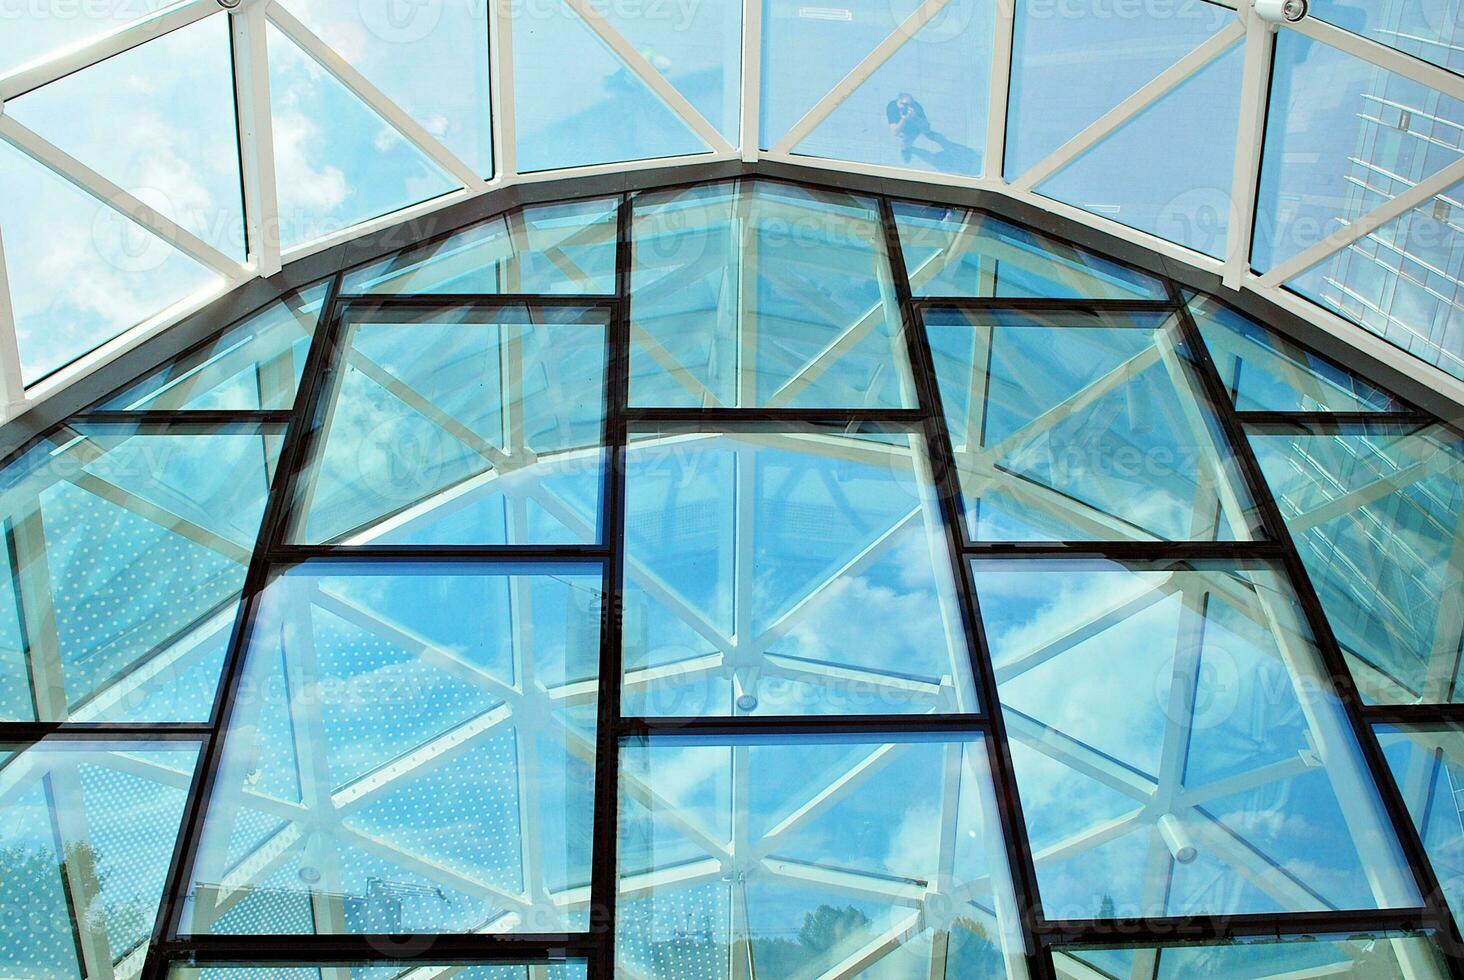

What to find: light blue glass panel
left=1254, top=30, right=1464, bottom=274
left=621, top=427, right=978, bottom=716
left=617, top=733, right=1026, bottom=978
left=1004, top=0, right=1233, bottom=181
left=1036, top=40, right=1244, bottom=258
left=171, top=964, right=589, bottom=979
left=1249, top=423, right=1464, bottom=705
left=792, top=0, right=995, bottom=177
left=1286, top=179, right=1464, bottom=383
left=8, top=14, right=246, bottom=261
left=0, top=0, right=177, bottom=76
left=1059, top=934, right=1448, bottom=979
left=0, top=422, right=279, bottom=722
left=0, top=141, right=223, bottom=385
left=278, top=0, right=492, bottom=176
left=630, top=181, right=915, bottom=409
left=289, top=306, right=606, bottom=545
left=925, top=307, right=1262, bottom=542
left=973, top=559, right=1420, bottom=918
left=183, top=562, right=602, bottom=935
left=0, top=738, right=200, bottom=978
left=342, top=198, right=619, bottom=295
left=1310, top=0, right=1463, bottom=75
left=1188, top=293, right=1406, bottom=412
left=512, top=3, right=707, bottom=172
left=892, top=202, right=1166, bottom=299
left=1378, top=724, right=1464, bottom=934
left=266, top=22, right=457, bottom=250
left=96, top=284, right=330, bottom=411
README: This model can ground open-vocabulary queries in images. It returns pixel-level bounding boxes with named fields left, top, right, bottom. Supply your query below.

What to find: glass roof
left=0, top=0, right=1462, bottom=408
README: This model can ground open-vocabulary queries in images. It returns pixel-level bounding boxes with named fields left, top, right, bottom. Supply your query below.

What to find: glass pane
left=1188, top=293, right=1406, bottom=413
left=924, top=307, right=1263, bottom=542
left=892, top=202, right=1167, bottom=299
left=0, top=738, right=201, bottom=978
left=1249, top=423, right=1464, bottom=706
left=629, top=181, right=915, bottom=409
left=95, top=284, right=331, bottom=412
left=7, top=14, right=246, bottom=261
left=0, top=0, right=180, bottom=76
left=789, top=0, right=996, bottom=178
left=288, top=305, right=606, bottom=546
left=0, top=422, right=280, bottom=723
left=1054, top=933, right=1449, bottom=979
left=972, top=558, right=1421, bottom=919
left=1309, top=0, right=1463, bottom=76
left=621, top=427, right=978, bottom=716
left=341, top=198, right=619, bottom=296
left=616, top=733, right=1028, bottom=979
left=183, top=562, right=602, bottom=935
left=1378, top=723, right=1464, bottom=934
left=170, top=964, right=589, bottom=979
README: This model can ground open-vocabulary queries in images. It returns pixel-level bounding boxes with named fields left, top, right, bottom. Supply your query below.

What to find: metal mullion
left=159, top=933, right=598, bottom=963
left=878, top=196, right=1057, bottom=980
left=623, top=407, right=926, bottom=426
left=139, top=272, right=349, bottom=980
left=1166, top=281, right=1464, bottom=974
left=619, top=715, right=991, bottom=738
left=913, top=297, right=1177, bottom=315
left=587, top=194, right=633, bottom=980
left=1365, top=704, right=1464, bottom=728
left=264, top=544, right=612, bottom=563
left=72, top=410, right=296, bottom=427
left=337, top=294, right=619, bottom=316
left=0, top=724, right=213, bottom=742
left=1039, top=907, right=1437, bottom=948
left=962, top=541, right=1288, bottom=561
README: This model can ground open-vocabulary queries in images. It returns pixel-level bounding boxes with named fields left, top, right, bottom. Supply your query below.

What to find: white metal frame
left=0, top=0, right=1463, bottom=422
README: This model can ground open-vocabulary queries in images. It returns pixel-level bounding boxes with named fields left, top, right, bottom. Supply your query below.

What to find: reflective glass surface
left=629, top=182, right=915, bottom=409
left=184, top=562, right=602, bottom=935
left=1249, top=423, right=1464, bottom=705
left=0, top=738, right=201, bottom=978
left=616, top=733, right=1027, bottom=978
left=924, top=308, right=1262, bottom=542
left=621, top=427, right=977, bottom=716
left=288, top=305, right=607, bottom=545
left=892, top=202, right=1167, bottom=300
left=342, top=198, right=620, bottom=296
left=1378, top=723, right=1464, bottom=934
left=0, top=422, right=280, bottom=722
left=973, top=559, right=1420, bottom=919
left=1310, top=0, right=1464, bottom=75
left=96, top=284, right=331, bottom=412
left=1054, top=933, right=1449, bottom=979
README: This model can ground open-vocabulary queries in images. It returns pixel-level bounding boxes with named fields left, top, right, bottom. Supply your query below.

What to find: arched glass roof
left=0, top=0, right=1461, bottom=419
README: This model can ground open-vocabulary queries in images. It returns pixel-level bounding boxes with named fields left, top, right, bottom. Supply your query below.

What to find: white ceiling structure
left=0, top=0, right=1461, bottom=422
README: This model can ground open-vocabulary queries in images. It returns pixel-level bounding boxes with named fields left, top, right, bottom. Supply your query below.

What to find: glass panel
left=170, top=964, right=589, bottom=979
left=1286, top=179, right=1464, bottom=383
left=341, top=198, right=619, bottom=296
left=0, top=141, right=224, bottom=385
left=183, top=562, right=601, bottom=935
left=266, top=22, right=456, bottom=250
left=1036, top=40, right=1244, bottom=259
left=7, top=14, right=246, bottom=261
left=1188, top=293, right=1406, bottom=413
left=1378, top=723, right=1464, bottom=933
left=0, top=0, right=179, bottom=76
left=1054, top=933, right=1449, bottom=979
left=1309, top=0, right=1463, bottom=76
left=288, top=305, right=606, bottom=546
left=616, top=733, right=1028, bottom=979
left=511, top=2, right=707, bottom=173
left=1249, top=423, right=1464, bottom=706
left=1004, top=0, right=1234, bottom=182
left=924, top=308, right=1263, bottom=542
left=972, top=558, right=1421, bottom=918
left=0, top=738, right=201, bottom=978
left=789, top=0, right=996, bottom=177
left=621, top=427, right=978, bottom=717
left=0, top=422, right=280, bottom=723
left=276, top=0, right=492, bottom=177
left=629, top=181, right=915, bottom=409
left=892, top=202, right=1167, bottom=300
left=95, top=284, right=331, bottom=412
left=1254, top=30, right=1464, bottom=274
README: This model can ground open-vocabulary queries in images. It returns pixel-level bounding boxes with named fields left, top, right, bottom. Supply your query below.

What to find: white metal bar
left=265, top=2, right=486, bottom=189
left=1258, top=155, right=1464, bottom=287
left=739, top=0, right=762, bottom=160
left=984, top=0, right=1016, bottom=181
left=1291, top=15, right=1464, bottom=104
left=557, top=0, right=733, bottom=154
left=487, top=0, right=516, bottom=176
left=231, top=0, right=282, bottom=277
left=0, top=223, right=26, bottom=418
left=769, top=0, right=951, bottom=155
left=1223, top=8, right=1274, bottom=289
left=0, top=114, right=246, bottom=279
left=1010, top=17, right=1245, bottom=192
left=0, top=0, right=219, bottom=102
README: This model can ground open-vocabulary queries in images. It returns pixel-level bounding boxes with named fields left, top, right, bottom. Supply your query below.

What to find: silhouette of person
left=887, top=93, right=937, bottom=163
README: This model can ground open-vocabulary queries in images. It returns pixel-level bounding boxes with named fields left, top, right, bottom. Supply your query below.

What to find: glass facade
left=1, top=177, right=1462, bottom=978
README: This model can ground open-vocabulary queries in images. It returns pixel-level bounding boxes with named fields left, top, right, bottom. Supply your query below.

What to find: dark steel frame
left=0, top=172, right=1459, bottom=979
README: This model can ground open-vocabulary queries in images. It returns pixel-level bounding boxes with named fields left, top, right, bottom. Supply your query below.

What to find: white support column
left=487, top=0, right=517, bottom=176
left=231, top=0, right=283, bottom=277
left=739, top=0, right=762, bottom=160
left=1223, top=7, right=1274, bottom=289
left=0, top=220, right=27, bottom=418
left=984, top=0, right=1015, bottom=182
